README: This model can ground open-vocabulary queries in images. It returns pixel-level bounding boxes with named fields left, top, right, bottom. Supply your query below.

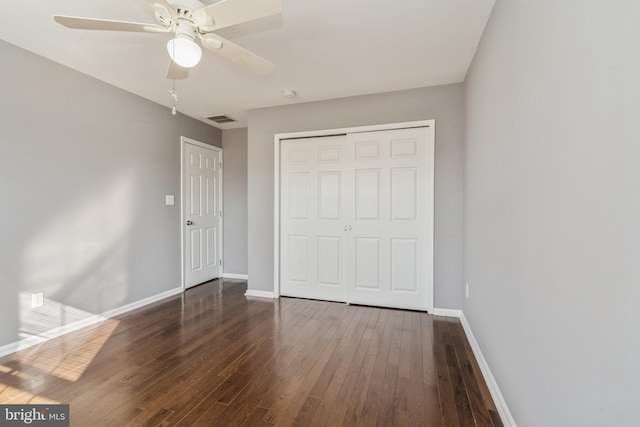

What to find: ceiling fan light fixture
left=167, top=36, right=202, bottom=68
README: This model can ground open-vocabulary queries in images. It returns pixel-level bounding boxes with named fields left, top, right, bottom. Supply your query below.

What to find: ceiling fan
left=53, top=0, right=282, bottom=80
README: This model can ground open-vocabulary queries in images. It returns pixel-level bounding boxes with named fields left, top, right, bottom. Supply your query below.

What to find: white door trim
left=180, top=136, right=223, bottom=291
left=273, top=120, right=435, bottom=311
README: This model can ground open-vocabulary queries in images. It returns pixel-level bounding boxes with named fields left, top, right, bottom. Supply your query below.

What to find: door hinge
left=219, top=259, right=222, bottom=265
left=219, top=210, right=222, bottom=217
left=219, top=162, right=222, bottom=169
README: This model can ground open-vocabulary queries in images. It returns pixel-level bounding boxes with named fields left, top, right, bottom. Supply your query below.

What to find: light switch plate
left=165, top=195, right=175, bottom=206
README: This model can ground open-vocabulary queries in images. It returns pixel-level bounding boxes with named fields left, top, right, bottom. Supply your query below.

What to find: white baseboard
left=432, top=307, right=462, bottom=317
left=460, top=312, right=517, bottom=427
left=0, top=287, right=183, bottom=359
left=245, top=289, right=276, bottom=299
left=222, top=273, right=249, bottom=280
left=101, top=287, right=183, bottom=319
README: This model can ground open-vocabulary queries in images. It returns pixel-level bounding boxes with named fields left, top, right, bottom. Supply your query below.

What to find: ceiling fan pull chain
left=170, top=27, right=178, bottom=116
left=170, top=80, right=178, bottom=116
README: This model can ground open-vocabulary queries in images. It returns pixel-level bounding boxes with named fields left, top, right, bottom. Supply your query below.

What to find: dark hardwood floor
left=0, top=279, right=502, bottom=426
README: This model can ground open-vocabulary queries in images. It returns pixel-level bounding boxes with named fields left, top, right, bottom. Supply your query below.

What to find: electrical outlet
left=465, top=283, right=469, bottom=299
left=31, top=292, right=44, bottom=309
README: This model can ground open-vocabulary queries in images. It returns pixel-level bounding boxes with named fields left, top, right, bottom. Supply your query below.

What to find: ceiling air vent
left=207, top=115, right=236, bottom=124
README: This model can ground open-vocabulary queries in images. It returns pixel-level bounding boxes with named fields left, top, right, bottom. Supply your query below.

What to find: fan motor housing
left=174, top=18, right=198, bottom=40
left=156, top=0, right=205, bottom=26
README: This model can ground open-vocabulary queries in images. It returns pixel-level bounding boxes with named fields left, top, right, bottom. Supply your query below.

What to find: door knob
left=186, top=221, right=193, bottom=226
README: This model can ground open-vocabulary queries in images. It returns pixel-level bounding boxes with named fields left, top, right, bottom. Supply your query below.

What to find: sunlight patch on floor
left=0, top=318, right=120, bottom=406
left=0, top=384, right=60, bottom=405
left=23, top=319, right=120, bottom=383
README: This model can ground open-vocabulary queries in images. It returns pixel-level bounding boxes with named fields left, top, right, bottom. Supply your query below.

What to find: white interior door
left=279, top=126, right=434, bottom=311
left=182, top=139, right=222, bottom=289
left=345, top=128, right=433, bottom=310
left=280, top=135, right=348, bottom=302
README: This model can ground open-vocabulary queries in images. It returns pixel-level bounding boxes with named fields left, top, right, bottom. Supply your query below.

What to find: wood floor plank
left=239, top=406, right=270, bottom=427
left=264, top=316, right=348, bottom=426
left=290, top=395, right=320, bottom=426
left=433, top=316, right=461, bottom=426
left=261, top=305, right=362, bottom=426
left=218, top=349, right=302, bottom=426
left=454, top=317, right=502, bottom=421
left=328, top=310, right=379, bottom=425
left=446, top=344, right=476, bottom=426
left=342, top=307, right=387, bottom=427
left=267, top=311, right=364, bottom=425
left=420, top=313, right=443, bottom=427
left=343, top=353, right=376, bottom=427
left=306, top=306, right=365, bottom=400
left=361, top=304, right=397, bottom=426
left=408, top=312, right=427, bottom=426
left=0, top=280, right=502, bottom=426
left=446, top=320, right=495, bottom=427
left=309, top=307, right=375, bottom=427
left=328, top=309, right=377, bottom=426
left=258, top=305, right=348, bottom=413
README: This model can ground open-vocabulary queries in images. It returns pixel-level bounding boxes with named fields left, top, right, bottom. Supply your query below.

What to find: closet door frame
left=273, top=120, right=435, bottom=312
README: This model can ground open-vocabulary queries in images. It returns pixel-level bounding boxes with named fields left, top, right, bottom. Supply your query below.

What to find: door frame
left=180, top=136, right=224, bottom=291
left=273, top=120, right=435, bottom=311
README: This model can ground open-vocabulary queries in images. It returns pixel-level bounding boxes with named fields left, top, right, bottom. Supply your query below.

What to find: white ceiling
left=0, top=0, right=494, bottom=129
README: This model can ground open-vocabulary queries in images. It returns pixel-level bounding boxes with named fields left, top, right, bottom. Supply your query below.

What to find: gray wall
left=464, top=1, right=640, bottom=425
left=248, top=84, right=465, bottom=308
left=0, top=40, right=220, bottom=347
left=222, top=128, right=248, bottom=275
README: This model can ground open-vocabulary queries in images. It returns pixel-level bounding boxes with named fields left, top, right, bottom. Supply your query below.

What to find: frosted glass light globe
left=167, top=37, right=202, bottom=68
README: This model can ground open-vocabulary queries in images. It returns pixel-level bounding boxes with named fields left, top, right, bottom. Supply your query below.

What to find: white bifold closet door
left=280, top=127, right=433, bottom=311
left=281, top=135, right=348, bottom=302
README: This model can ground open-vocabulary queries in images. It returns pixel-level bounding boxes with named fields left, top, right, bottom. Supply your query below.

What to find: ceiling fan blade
left=54, top=15, right=170, bottom=33
left=145, top=0, right=178, bottom=22
left=201, top=33, right=275, bottom=76
left=200, top=0, right=282, bottom=31
left=167, top=61, right=190, bottom=80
